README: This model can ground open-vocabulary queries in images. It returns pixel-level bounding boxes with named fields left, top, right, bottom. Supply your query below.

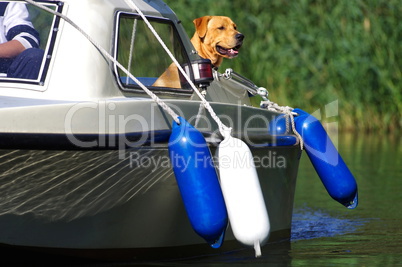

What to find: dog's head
left=192, top=16, right=244, bottom=67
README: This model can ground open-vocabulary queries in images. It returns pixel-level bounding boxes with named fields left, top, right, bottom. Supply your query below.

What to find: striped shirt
left=0, top=2, right=40, bottom=49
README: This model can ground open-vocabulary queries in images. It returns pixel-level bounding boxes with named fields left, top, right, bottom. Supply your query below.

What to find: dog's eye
left=218, top=26, right=225, bottom=30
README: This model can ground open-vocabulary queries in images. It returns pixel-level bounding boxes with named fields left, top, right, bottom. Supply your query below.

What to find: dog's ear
left=193, top=16, right=212, bottom=39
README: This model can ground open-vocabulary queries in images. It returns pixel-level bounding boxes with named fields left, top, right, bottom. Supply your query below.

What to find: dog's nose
left=236, top=33, right=245, bottom=42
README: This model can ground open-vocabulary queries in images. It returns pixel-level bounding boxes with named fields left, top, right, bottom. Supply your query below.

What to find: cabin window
left=0, top=1, right=62, bottom=85
left=115, top=13, right=192, bottom=94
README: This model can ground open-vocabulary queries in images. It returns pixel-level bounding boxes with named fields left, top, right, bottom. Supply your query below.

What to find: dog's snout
left=236, top=33, right=244, bottom=42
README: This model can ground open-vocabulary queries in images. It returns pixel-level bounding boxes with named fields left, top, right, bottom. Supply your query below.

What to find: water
left=288, top=132, right=402, bottom=266
left=1, top=133, right=401, bottom=266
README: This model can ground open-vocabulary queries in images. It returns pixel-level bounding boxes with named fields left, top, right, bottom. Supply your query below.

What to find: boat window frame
left=0, top=1, right=63, bottom=86
left=113, top=11, right=194, bottom=96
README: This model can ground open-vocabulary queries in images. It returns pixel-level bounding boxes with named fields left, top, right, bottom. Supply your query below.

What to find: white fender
left=216, top=130, right=270, bottom=257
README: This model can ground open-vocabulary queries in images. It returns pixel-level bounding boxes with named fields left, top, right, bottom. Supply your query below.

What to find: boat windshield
left=0, top=1, right=62, bottom=85
left=115, top=13, right=192, bottom=93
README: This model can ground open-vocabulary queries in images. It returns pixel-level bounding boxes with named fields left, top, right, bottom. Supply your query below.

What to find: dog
left=152, top=16, right=244, bottom=88
left=191, top=16, right=244, bottom=68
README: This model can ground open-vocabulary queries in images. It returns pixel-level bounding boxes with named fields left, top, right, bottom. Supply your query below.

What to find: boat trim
left=0, top=130, right=298, bottom=150
left=37, top=1, right=64, bottom=85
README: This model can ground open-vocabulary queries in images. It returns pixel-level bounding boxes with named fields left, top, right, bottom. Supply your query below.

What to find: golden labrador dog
left=191, top=16, right=244, bottom=68
left=153, top=16, right=244, bottom=88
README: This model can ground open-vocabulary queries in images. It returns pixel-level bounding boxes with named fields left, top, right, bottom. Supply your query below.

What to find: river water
left=288, top=132, right=402, bottom=266
left=2, top=133, right=401, bottom=266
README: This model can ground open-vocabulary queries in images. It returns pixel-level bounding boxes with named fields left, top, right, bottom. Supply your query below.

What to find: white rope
left=194, top=90, right=208, bottom=127
left=286, top=110, right=304, bottom=151
left=261, top=100, right=304, bottom=150
left=24, top=0, right=181, bottom=125
left=123, top=0, right=231, bottom=136
left=126, top=19, right=138, bottom=86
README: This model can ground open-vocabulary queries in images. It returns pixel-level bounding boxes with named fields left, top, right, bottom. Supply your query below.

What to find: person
left=0, top=2, right=44, bottom=79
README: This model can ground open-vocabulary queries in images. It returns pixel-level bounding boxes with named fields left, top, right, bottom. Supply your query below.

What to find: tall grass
left=166, top=0, right=401, bottom=132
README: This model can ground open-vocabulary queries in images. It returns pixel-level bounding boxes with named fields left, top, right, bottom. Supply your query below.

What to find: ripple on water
left=291, top=206, right=367, bottom=241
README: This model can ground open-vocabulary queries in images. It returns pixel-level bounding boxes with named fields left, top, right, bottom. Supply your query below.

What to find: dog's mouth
left=216, top=44, right=242, bottom=58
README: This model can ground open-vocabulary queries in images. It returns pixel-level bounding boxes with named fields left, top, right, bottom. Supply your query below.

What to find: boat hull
left=0, top=143, right=300, bottom=259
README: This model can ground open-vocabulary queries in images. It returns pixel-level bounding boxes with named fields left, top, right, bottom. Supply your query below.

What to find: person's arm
left=0, top=39, right=25, bottom=58
left=1, top=3, right=39, bottom=59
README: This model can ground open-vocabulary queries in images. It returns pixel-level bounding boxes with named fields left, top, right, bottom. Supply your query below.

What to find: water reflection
left=0, top=149, right=173, bottom=221
left=291, top=207, right=366, bottom=241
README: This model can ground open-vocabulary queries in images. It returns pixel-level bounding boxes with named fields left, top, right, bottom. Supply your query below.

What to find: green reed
left=167, top=0, right=401, bottom=132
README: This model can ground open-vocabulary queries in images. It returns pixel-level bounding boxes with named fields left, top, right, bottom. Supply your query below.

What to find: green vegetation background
left=166, top=0, right=401, bottom=132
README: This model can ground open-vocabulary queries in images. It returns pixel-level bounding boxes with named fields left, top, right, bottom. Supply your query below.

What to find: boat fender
left=216, top=129, right=270, bottom=257
left=268, top=113, right=289, bottom=135
left=293, top=109, right=358, bottom=208
left=168, top=117, right=228, bottom=248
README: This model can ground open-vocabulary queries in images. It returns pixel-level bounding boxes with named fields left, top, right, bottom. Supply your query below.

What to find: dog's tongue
left=229, top=48, right=238, bottom=56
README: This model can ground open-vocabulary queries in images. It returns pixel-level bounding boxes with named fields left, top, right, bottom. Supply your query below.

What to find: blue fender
left=268, top=113, right=288, bottom=135
left=293, top=109, right=358, bottom=208
left=168, top=117, right=228, bottom=247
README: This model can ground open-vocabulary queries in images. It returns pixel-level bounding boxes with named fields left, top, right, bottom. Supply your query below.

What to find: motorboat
left=0, top=0, right=357, bottom=261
